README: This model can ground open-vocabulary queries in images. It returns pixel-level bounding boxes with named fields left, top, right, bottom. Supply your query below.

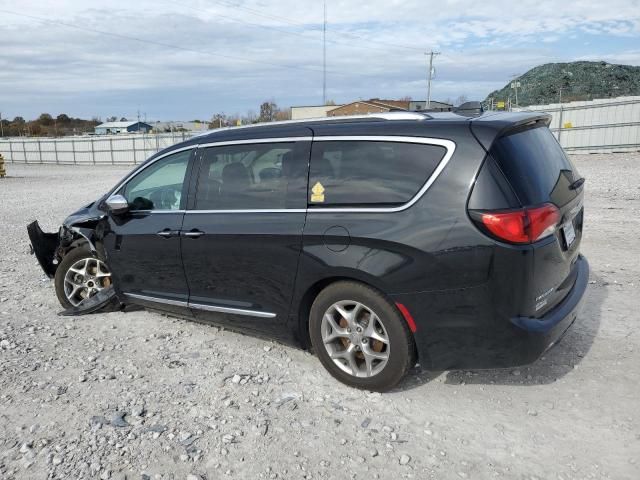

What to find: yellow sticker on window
left=311, top=181, right=325, bottom=203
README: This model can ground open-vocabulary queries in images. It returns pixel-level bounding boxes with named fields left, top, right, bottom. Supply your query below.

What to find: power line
left=0, top=9, right=327, bottom=75
left=161, top=0, right=424, bottom=54
left=205, top=0, right=424, bottom=52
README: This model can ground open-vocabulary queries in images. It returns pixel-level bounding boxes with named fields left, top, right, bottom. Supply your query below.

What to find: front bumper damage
left=27, top=219, right=119, bottom=315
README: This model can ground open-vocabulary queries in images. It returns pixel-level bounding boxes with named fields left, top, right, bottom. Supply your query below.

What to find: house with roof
left=94, top=121, right=152, bottom=135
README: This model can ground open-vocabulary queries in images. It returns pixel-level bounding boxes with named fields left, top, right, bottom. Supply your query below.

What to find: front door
left=180, top=137, right=311, bottom=339
left=103, top=147, right=194, bottom=316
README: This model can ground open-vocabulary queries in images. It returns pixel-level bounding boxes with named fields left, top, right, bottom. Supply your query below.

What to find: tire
left=309, top=281, right=416, bottom=392
left=54, top=248, right=114, bottom=311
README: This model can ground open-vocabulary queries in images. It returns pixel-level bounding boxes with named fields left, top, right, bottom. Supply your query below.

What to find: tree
left=56, top=114, right=70, bottom=123
left=209, top=113, right=227, bottom=129
left=454, top=95, right=469, bottom=106
left=106, top=116, right=117, bottom=122
left=120, top=117, right=128, bottom=122
left=38, top=113, right=53, bottom=126
left=325, top=99, right=337, bottom=106
left=259, top=101, right=278, bottom=122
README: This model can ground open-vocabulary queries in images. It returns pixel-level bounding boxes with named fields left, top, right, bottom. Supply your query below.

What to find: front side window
left=194, top=142, right=307, bottom=210
left=308, top=140, right=446, bottom=206
left=122, top=149, right=191, bottom=210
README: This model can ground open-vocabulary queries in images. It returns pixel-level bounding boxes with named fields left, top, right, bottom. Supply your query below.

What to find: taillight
left=473, top=203, right=560, bottom=244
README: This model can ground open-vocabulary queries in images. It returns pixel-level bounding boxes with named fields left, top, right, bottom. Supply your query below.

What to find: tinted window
left=490, top=126, right=580, bottom=207
left=308, top=141, right=446, bottom=206
left=122, top=150, right=190, bottom=210
left=194, top=142, right=307, bottom=209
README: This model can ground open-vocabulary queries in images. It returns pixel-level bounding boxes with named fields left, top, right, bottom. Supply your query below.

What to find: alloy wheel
left=321, top=300, right=390, bottom=378
left=63, top=257, right=112, bottom=307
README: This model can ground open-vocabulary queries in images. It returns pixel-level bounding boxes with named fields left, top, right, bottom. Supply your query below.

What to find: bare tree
left=259, top=100, right=278, bottom=122
left=454, top=95, right=469, bottom=106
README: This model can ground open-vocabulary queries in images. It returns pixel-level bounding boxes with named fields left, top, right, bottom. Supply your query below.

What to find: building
left=327, top=99, right=411, bottom=117
left=290, top=98, right=453, bottom=120
left=94, top=121, right=152, bottom=135
left=409, top=100, right=453, bottom=112
left=290, top=105, right=342, bottom=120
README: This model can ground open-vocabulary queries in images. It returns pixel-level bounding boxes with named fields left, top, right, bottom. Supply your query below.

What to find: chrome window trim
left=197, top=136, right=312, bottom=149
left=110, top=136, right=454, bottom=215
left=186, top=135, right=455, bottom=214
left=307, top=136, right=455, bottom=214
left=124, top=293, right=276, bottom=319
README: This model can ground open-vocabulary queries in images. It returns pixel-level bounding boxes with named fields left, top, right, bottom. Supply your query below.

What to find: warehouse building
left=94, top=121, right=152, bottom=135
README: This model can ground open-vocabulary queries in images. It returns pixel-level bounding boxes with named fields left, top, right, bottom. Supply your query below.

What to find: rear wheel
left=309, top=281, right=416, bottom=391
left=54, top=248, right=113, bottom=310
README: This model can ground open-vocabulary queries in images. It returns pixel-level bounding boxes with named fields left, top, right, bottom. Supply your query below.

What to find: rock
left=19, top=443, right=32, bottom=454
left=231, top=374, right=242, bottom=384
left=131, top=404, right=145, bottom=417
left=512, top=369, right=521, bottom=376
left=399, top=454, right=411, bottom=465
left=111, top=412, right=129, bottom=428
left=222, top=434, right=235, bottom=444
left=178, top=431, right=192, bottom=443
left=263, top=346, right=272, bottom=352
left=187, top=475, right=201, bottom=480
left=52, top=455, right=63, bottom=466
left=361, top=417, right=372, bottom=428
left=370, top=448, right=379, bottom=458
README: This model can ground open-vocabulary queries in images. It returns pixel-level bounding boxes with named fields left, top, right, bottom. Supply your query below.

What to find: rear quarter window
left=490, top=126, right=580, bottom=207
left=309, top=140, right=447, bottom=206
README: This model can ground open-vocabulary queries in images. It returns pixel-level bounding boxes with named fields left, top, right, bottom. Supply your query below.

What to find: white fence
left=0, top=132, right=196, bottom=165
left=1, top=97, right=639, bottom=163
left=514, top=96, right=640, bottom=154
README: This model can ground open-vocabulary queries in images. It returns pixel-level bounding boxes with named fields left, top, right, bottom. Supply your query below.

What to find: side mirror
left=105, top=194, right=129, bottom=214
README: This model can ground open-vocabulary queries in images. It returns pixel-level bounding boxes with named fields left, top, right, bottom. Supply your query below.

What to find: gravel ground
left=0, top=154, right=638, bottom=480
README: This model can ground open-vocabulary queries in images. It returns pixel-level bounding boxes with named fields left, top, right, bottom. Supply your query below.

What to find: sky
left=1, top=0, right=639, bottom=121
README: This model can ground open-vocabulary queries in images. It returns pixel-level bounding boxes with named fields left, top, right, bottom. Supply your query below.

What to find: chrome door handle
left=156, top=229, right=175, bottom=238
left=182, top=230, right=204, bottom=238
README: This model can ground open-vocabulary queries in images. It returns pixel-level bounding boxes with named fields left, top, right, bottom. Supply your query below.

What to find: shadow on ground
left=395, top=272, right=605, bottom=391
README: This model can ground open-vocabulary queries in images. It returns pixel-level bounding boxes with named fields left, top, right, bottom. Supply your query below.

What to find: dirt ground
left=0, top=154, right=638, bottom=480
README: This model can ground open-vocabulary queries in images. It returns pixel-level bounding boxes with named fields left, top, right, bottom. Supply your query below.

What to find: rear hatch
left=487, top=124, right=584, bottom=316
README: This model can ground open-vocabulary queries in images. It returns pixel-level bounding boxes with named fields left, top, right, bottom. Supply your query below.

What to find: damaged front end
left=27, top=201, right=120, bottom=315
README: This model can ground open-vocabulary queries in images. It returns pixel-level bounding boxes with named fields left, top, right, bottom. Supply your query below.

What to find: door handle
left=156, top=229, right=176, bottom=238
left=182, top=229, right=204, bottom=238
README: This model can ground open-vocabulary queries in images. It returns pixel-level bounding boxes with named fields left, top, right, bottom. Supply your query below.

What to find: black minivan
left=28, top=110, right=589, bottom=391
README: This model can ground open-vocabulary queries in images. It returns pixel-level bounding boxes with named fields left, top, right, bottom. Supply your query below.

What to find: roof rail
left=194, top=111, right=429, bottom=138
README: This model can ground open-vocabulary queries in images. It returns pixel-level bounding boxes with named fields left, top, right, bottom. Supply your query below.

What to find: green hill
left=485, top=61, right=640, bottom=107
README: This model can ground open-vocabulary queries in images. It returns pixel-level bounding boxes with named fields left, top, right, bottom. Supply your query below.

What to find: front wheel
left=54, top=248, right=113, bottom=310
left=309, top=281, right=416, bottom=392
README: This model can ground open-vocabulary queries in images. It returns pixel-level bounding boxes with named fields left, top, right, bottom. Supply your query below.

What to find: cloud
left=0, top=0, right=639, bottom=119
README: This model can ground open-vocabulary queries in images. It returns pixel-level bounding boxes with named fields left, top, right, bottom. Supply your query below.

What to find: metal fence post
left=132, top=135, right=137, bottom=164
left=8, top=141, right=13, bottom=163
left=54, top=138, right=59, bottom=164
left=23, top=139, right=27, bottom=164
left=37, top=139, right=42, bottom=164
left=110, top=138, right=114, bottom=165
left=91, top=137, right=96, bottom=164
left=72, top=139, right=76, bottom=164
left=557, top=106, right=564, bottom=145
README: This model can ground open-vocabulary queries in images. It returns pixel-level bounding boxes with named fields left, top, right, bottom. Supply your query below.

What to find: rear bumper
left=392, top=254, right=589, bottom=370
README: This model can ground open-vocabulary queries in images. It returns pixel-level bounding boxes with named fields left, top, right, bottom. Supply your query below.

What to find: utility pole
left=322, top=1, right=327, bottom=105
left=426, top=51, right=440, bottom=110
left=510, top=74, right=521, bottom=108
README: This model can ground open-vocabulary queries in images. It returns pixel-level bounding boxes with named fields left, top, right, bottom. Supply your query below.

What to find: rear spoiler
left=469, top=112, right=552, bottom=152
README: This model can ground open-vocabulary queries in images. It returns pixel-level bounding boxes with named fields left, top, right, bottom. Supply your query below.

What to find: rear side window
left=194, top=142, right=308, bottom=210
left=490, top=126, right=580, bottom=207
left=309, top=140, right=446, bottom=206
